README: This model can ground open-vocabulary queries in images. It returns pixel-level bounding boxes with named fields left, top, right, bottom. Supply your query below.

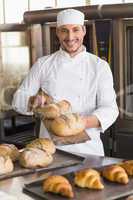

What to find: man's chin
left=65, top=47, right=79, bottom=54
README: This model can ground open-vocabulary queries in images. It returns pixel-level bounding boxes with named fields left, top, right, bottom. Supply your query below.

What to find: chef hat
left=57, top=9, right=85, bottom=27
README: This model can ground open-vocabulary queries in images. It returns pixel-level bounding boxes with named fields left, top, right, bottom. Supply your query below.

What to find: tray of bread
left=0, top=139, right=84, bottom=180
left=23, top=161, right=133, bottom=200
left=34, top=98, right=90, bottom=145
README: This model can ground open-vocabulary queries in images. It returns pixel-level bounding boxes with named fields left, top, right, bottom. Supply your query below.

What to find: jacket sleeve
left=92, top=61, right=119, bottom=132
left=12, top=59, right=43, bottom=115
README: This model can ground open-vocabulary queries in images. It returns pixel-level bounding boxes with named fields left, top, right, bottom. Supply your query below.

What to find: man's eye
left=73, top=29, right=80, bottom=32
left=61, top=29, right=67, bottom=33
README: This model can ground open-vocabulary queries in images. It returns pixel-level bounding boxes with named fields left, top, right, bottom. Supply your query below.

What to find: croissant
left=74, top=169, right=104, bottom=190
left=43, top=175, right=74, bottom=198
left=26, top=138, right=56, bottom=154
left=102, top=165, right=129, bottom=184
left=119, top=160, right=133, bottom=176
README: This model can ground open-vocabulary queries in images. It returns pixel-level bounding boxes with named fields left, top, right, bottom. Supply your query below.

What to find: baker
left=12, top=8, right=119, bottom=156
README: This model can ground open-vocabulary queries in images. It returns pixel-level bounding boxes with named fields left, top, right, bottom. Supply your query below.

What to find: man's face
left=56, top=24, right=86, bottom=55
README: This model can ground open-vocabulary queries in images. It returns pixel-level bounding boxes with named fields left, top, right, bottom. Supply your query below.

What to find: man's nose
left=67, top=31, right=74, bottom=40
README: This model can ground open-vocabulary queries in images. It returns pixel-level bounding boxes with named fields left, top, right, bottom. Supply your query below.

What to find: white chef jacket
left=12, top=46, right=119, bottom=156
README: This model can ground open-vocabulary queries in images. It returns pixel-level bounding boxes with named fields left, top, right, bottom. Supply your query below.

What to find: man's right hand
left=28, top=94, right=47, bottom=111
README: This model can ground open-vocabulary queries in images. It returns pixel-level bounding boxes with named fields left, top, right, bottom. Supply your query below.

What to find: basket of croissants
left=32, top=91, right=90, bottom=144
left=42, top=160, right=133, bottom=198
left=0, top=138, right=56, bottom=175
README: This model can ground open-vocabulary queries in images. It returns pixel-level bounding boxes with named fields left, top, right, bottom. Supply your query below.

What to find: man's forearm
left=82, top=115, right=101, bottom=129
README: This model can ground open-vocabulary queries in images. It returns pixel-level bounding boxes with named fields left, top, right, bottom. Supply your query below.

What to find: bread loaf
left=43, top=175, right=74, bottom=198
left=0, top=143, right=19, bottom=161
left=36, top=100, right=71, bottom=119
left=37, top=103, right=60, bottom=119
left=0, top=155, right=14, bottom=175
left=102, top=165, right=129, bottom=184
left=26, top=138, right=56, bottom=154
left=56, top=100, right=71, bottom=114
left=43, top=119, right=53, bottom=132
left=50, top=113, right=85, bottom=136
left=74, top=169, right=104, bottom=190
left=19, top=148, right=53, bottom=169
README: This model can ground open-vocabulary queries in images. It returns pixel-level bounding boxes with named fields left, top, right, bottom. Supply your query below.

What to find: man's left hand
left=81, top=115, right=101, bottom=129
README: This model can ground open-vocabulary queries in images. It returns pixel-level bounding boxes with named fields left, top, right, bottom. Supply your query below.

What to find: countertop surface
left=0, top=153, right=123, bottom=200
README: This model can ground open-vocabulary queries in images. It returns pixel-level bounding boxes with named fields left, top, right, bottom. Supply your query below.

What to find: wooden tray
left=49, top=130, right=90, bottom=146
left=0, top=149, right=84, bottom=180
left=35, top=116, right=90, bottom=145
left=23, top=170, right=133, bottom=200
left=43, top=118, right=90, bottom=145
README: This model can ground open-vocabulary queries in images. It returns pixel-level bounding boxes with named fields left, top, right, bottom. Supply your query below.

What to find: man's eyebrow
left=59, top=26, right=81, bottom=31
left=73, top=26, right=80, bottom=29
left=60, top=27, right=68, bottom=31
left=61, top=27, right=67, bottom=30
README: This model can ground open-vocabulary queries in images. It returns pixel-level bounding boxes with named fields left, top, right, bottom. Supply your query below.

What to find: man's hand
left=81, top=115, right=101, bottom=129
left=28, top=94, right=47, bottom=111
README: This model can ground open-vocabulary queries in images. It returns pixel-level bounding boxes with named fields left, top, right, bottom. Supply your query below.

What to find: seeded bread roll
left=36, top=100, right=71, bottom=119
left=43, top=119, right=53, bottom=132
left=50, top=113, right=85, bottom=136
left=38, top=103, right=60, bottom=119
left=0, top=143, right=19, bottom=161
left=0, top=155, right=14, bottom=175
left=26, top=138, right=56, bottom=154
left=56, top=100, right=71, bottom=114
left=19, top=148, right=53, bottom=169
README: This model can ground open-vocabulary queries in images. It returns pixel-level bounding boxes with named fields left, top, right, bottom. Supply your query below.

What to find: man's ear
left=83, top=25, right=86, bottom=35
left=56, top=28, right=59, bottom=38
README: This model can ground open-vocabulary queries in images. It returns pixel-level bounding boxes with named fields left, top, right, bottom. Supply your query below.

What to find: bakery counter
left=0, top=154, right=123, bottom=200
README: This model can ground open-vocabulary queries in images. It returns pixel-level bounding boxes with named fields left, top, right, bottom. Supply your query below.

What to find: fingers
left=28, top=95, right=47, bottom=111
left=80, top=116, right=88, bottom=127
left=40, top=95, right=47, bottom=106
left=27, top=96, right=35, bottom=111
left=34, top=95, right=47, bottom=108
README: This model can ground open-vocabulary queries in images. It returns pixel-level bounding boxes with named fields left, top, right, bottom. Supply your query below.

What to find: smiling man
left=56, top=24, right=85, bottom=57
left=12, top=9, right=119, bottom=156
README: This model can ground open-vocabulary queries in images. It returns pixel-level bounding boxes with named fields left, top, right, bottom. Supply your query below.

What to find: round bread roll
left=51, top=113, right=85, bottom=136
left=0, top=144, right=19, bottom=161
left=26, top=138, right=56, bottom=154
left=0, top=155, right=14, bottom=175
left=43, top=119, right=53, bottom=132
left=37, top=103, right=60, bottom=119
left=56, top=100, right=71, bottom=114
left=19, top=148, right=53, bottom=169
left=36, top=100, right=71, bottom=119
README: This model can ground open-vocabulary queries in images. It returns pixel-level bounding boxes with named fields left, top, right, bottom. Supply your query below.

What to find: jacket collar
left=59, top=45, right=87, bottom=60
